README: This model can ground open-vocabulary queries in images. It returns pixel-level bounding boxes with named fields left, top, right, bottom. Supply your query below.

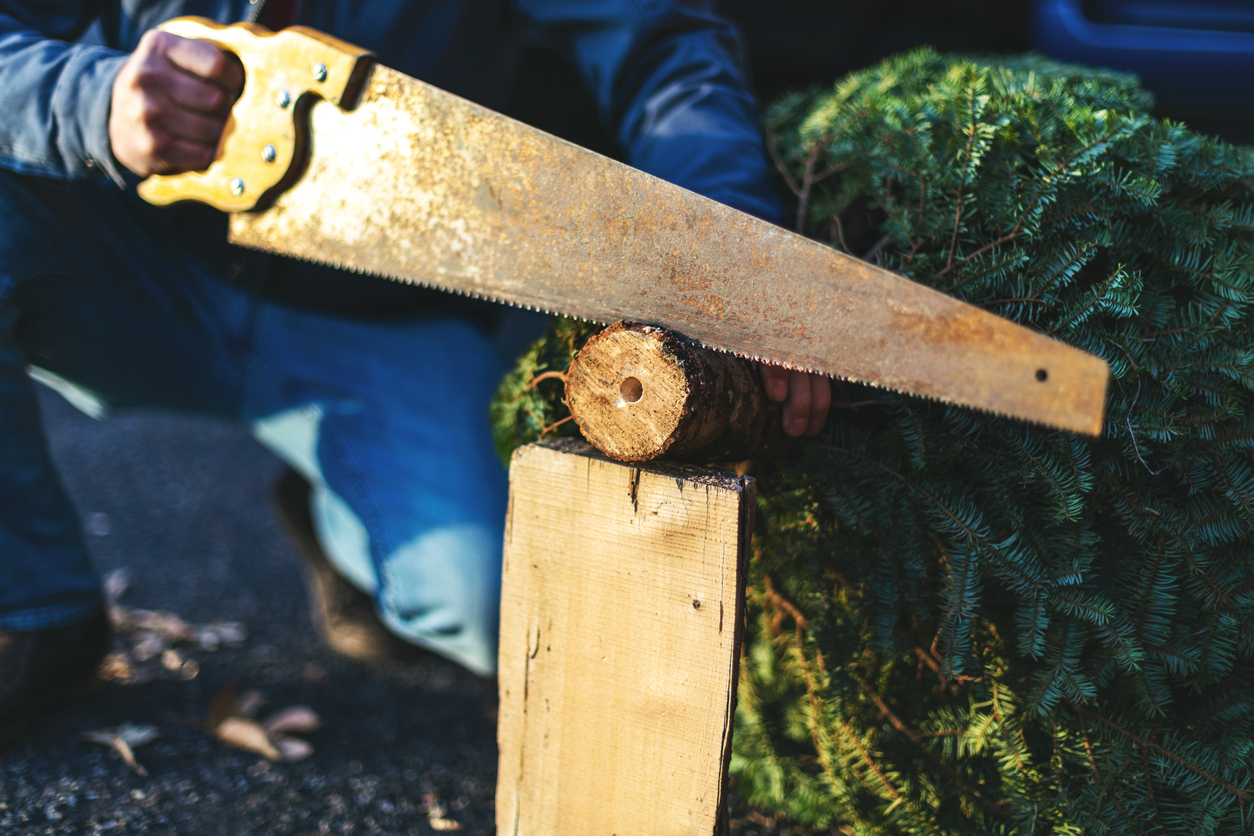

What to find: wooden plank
left=496, top=439, right=755, bottom=836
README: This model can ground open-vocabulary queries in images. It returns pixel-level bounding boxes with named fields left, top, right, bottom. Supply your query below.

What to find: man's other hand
left=760, top=365, right=831, bottom=437
left=109, top=30, right=244, bottom=177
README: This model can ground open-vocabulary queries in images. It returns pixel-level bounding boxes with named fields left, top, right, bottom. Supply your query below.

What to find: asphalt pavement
left=1, top=385, right=803, bottom=836
left=1, top=388, right=499, bottom=835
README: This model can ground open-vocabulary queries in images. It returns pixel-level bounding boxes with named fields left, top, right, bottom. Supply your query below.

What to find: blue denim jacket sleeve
left=0, top=2, right=131, bottom=185
left=0, top=0, right=786, bottom=222
left=516, top=0, right=785, bottom=224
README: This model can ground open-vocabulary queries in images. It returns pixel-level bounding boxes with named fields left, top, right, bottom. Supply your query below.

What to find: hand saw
left=138, top=17, right=1110, bottom=436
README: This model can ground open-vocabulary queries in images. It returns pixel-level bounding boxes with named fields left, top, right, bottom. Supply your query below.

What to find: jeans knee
left=373, top=521, right=503, bottom=675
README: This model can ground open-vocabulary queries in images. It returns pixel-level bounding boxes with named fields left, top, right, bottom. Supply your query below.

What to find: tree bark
left=565, top=322, right=773, bottom=463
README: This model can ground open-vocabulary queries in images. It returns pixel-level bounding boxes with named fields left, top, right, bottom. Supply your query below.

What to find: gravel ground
left=1, top=389, right=499, bottom=835
left=1, top=387, right=810, bottom=836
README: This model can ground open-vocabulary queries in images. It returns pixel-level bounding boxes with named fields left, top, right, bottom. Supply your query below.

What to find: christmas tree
left=492, top=49, right=1254, bottom=833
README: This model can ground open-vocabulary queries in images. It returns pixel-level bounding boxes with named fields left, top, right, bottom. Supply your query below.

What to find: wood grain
left=496, top=439, right=755, bottom=836
left=566, top=322, right=773, bottom=462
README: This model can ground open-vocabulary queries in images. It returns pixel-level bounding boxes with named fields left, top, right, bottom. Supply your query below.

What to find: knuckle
left=144, top=30, right=175, bottom=55
left=201, top=47, right=227, bottom=77
left=133, top=67, right=160, bottom=88
left=197, top=114, right=225, bottom=141
left=138, top=101, right=163, bottom=128
left=203, top=87, right=227, bottom=113
left=148, top=133, right=172, bottom=157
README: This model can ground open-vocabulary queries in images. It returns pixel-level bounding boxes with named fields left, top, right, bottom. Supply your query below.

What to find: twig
left=1072, top=703, right=1253, bottom=805
left=830, top=215, right=850, bottom=253
left=857, top=678, right=921, bottom=744
left=525, top=370, right=567, bottom=390
left=810, top=162, right=850, bottom=184
left=1141, top=742, right=1166, bottom=829
left=862, top=235, right=891, bottom=262
left=537, top=414, right=573, bottom=439
left=1125, top=382, right=1163, bottom=476
left=765, top=128, right=802, bottom=198
left=795, top=142, right=825, bottom=234
left=913, top=645, right=942, bottom=675
left=831, top=399, right=883, bottom=411
left=945, top=93, right=983, bottom=270
left=931, top=228, right=1020, bottom=282
left=838, top=718, right=907, bottom=803
left=974, top=297, right=1042, bottom=309
left=763, top=576, right=809, bottom=630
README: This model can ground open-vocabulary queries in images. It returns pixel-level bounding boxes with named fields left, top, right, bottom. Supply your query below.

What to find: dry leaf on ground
left=99, top=568, right=247, bottom=684
left=215, top=717, right=282, bottom=761
left=262, top=706, right=321, bottom=736
left=423, top=792, right=463, bottom=832
left=273, top=736, right=314, bottom=762
left=236, top=689, right=267, bottom=719
left=81, top=723, right=160, bottom=776
left=206, top=682, right=321, bottom=762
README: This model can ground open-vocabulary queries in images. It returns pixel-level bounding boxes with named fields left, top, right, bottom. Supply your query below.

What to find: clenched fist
left=109, top=29, right=245, bottom=177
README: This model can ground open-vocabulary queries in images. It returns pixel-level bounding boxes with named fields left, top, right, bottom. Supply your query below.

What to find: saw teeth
left=231, top=242, right=1081, bottom=432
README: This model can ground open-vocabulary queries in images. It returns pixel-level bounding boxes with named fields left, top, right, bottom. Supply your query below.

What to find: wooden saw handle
left=137, top=17, right=375, bottom=212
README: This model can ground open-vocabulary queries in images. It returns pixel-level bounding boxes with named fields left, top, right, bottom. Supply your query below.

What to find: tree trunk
left=565, top=322, right=772, bottom=462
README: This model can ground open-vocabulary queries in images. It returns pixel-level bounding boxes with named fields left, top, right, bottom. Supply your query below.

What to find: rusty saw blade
left=141, top=19, right=1109, bottom=435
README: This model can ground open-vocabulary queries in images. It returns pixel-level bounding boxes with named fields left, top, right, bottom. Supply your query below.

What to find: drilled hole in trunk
left=620, top=377, right=643, bottom=403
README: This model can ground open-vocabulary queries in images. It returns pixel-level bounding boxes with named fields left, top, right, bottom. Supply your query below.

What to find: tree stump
left=565, top=322, right=773, bottom=462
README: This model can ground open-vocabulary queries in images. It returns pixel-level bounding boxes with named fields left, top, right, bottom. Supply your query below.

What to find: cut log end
left=566, top=322, right=772, bottom=463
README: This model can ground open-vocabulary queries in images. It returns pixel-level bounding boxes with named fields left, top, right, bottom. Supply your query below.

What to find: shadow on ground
left=3, top=386, right=811, bottom=835
left=1, top=389, right=498, bottom=835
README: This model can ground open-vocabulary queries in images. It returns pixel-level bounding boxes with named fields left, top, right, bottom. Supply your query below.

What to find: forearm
left=0, top=8, right=128, bottom=185
left=612, top=19, right=783, bottom=222
left=519, top=0, right=785, bottom=223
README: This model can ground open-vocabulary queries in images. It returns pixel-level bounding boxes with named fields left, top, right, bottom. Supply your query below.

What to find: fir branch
left=856, top=676, right=923, bottom=745
left=507, top=52, right=1254, bottom=833
left=761, top=578, right=844, bottom=792
left=1071, top=704, right=1254, bottom=805
left=1077, top=709, right=1147, bottom=833
left=816, top=443, right=1047, bottom=598
left=930, top=228, right=1019, bottom=282
left=944, top=82, right=985, bottom=271
left=853, top=675, right=1012, bottom=818
left=991, top=682, right=1033, bottom=782
left=1140, top=742, right=1166, bottom=830
left=836, top=718, right=906, bottom=804
left=830, top=215, right=851, bottom=253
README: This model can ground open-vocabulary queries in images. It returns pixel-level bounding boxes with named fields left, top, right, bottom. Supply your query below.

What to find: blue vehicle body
left=1034, top=0, right=1254, bottom=118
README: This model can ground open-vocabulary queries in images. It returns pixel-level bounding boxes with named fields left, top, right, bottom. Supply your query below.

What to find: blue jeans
left=0, top=171, right=514, bottom=676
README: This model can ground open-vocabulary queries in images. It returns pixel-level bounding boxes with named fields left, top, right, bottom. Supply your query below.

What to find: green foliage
left=489, top=317, right=599, bottom=465
left=491, top=49, right=1254, bottom=832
